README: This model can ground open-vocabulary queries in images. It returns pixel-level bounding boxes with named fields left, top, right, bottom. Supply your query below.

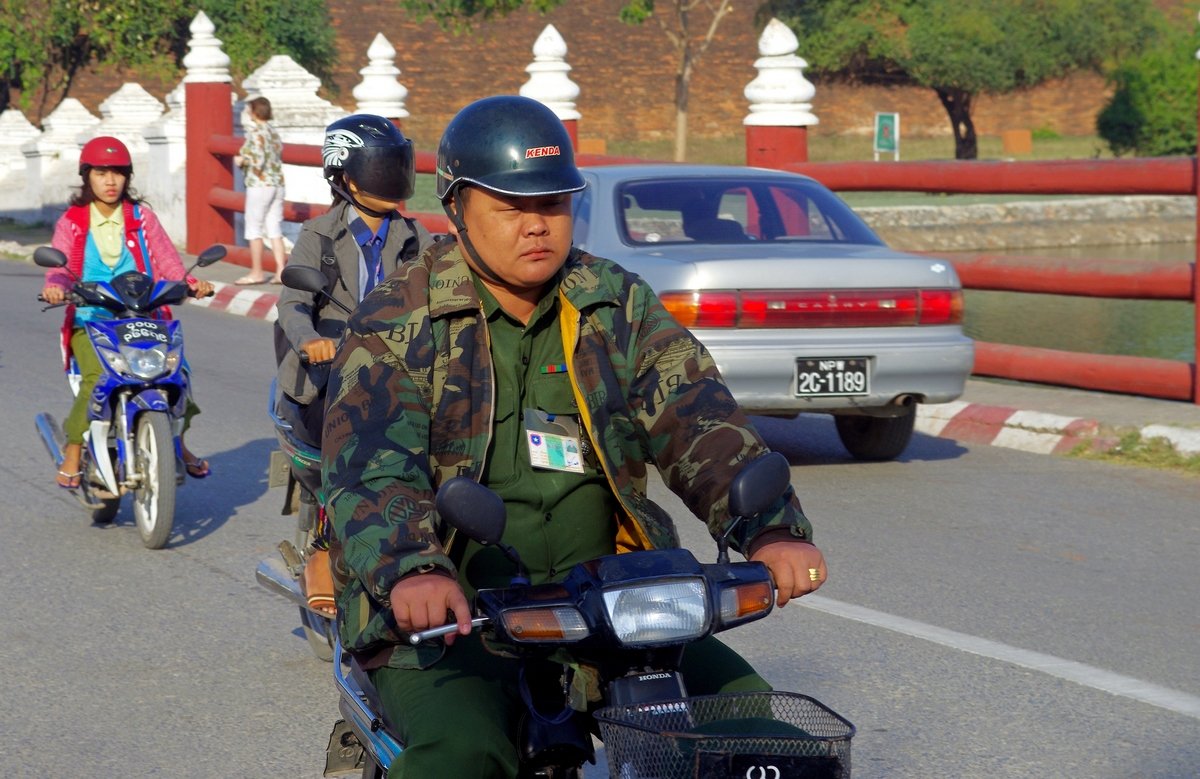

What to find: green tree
left=397, top=0, right=735, bottom=162
left=0, top=0, right=337, bottom=122
left=763, top=0, right=1159, bottom=159
left=1096, top=23, right=1198, bottom=157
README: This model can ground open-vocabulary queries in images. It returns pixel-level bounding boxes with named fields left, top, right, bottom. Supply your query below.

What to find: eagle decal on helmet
left=322, top=129, right=364, bottom=170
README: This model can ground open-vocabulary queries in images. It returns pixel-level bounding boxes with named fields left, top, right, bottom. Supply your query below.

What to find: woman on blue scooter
left=41, top=135, right=215, bottom=490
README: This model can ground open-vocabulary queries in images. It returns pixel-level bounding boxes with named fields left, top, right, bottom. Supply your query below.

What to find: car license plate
left=795, top=357, right=870, bottom=397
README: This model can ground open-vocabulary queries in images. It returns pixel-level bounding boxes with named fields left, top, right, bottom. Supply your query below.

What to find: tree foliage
left=396, top=0, right=735, bottom=161
left=0, top=0, right=337, bottom=122
left=1096, top=24, right=1198, bottom=158
left=763, top=0, right=1160, bottom=159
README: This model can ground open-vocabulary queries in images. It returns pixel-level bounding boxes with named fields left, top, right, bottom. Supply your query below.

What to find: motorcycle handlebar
left=408, top=616, right=490, bottom=645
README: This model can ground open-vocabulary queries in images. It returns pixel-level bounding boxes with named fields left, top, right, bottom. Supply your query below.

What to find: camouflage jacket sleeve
left=321, top=280, right=451, bottom=608
left=618, top=270, right=812, bottom=552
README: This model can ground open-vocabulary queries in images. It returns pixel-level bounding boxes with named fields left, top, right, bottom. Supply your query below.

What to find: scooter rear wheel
left=132, top=411, right=177, bottom=549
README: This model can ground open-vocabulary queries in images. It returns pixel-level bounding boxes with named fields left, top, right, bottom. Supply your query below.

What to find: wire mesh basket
left=595, top=691, right=854, bottom=779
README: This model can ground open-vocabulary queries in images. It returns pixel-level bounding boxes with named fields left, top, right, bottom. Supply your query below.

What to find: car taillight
left=660, top=289, right=962, bottom=328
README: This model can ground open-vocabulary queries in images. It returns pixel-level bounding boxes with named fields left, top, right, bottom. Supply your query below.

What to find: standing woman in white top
left=233, top=96, right=287, bottom=284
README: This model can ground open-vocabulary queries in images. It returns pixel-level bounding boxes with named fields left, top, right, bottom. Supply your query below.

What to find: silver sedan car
left=572, top=164, right=975, bottom=460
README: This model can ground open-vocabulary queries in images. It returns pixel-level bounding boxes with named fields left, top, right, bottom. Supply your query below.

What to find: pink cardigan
left=46, top=202, right=188, bottom=368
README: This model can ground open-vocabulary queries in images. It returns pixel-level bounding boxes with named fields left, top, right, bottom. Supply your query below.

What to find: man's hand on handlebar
left=750, top=540, right=827, bottom=607
left=389, top=572, right=473, bottom=646
left=300, top=337, right=338, bottom=364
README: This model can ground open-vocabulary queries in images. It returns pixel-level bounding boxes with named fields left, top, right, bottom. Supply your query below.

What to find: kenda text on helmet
left=435, top=95, right=585, bottom=203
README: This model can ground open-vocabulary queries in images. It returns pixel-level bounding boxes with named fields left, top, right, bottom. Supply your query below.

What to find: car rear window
left=616, top=177, right=883, bottom=247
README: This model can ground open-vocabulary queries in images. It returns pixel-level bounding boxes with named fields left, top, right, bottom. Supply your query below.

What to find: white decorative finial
left=743, top=18, right=818, bottom=127
left=183, top=11, right=231, bottom=83
left=353, top=33, right=409, bottom=119
left=519, top=25, right=581, bottom=121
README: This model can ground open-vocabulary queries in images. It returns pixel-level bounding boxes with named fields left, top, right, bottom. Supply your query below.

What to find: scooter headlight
left=602, top=578, right=710, bottom=646
left=118, top=343, right=170, bottom=380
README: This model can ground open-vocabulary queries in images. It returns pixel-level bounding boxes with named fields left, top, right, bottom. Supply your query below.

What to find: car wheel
left=834, top=405, right=916, bottom=461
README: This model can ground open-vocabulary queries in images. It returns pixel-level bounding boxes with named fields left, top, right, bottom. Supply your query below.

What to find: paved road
left=2, top=257, right=1198, bottom=778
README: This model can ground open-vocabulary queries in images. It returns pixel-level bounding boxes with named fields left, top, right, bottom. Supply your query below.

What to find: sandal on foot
left=56, top=469, right=82, bottom=489
left=183, top=457, right=211, bottom=479
left=234, top=274, right=267, bottom=286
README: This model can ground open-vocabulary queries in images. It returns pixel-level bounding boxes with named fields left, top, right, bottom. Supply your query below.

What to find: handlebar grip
left=408, top=616, right=489, bottom=645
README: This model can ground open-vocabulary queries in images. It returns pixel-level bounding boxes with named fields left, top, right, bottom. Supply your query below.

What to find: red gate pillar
left=1193, top=55, right=1200, bottom=404
left=746, top=125, right=809, bottom=169
left=744, top=18, right=818, bottom=169
left=182, top=12, right=234, bottom=254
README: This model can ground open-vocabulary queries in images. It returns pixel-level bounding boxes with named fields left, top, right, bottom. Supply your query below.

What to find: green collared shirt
left=455, top=278, right=617, bottom=598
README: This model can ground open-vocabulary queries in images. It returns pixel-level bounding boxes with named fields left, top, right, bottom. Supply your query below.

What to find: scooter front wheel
left=132, top=411, right=177, bottom=549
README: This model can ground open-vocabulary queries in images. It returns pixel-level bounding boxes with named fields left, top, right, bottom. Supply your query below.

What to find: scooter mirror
left=33, top=246, right=68, bottom=269
left=280, top=264, right=330, bottom=295
left=195, top=244, right=227, bottom=267
left=435, top=477, right=507, bottom=547
left=728, top=452, right=791, bottom=519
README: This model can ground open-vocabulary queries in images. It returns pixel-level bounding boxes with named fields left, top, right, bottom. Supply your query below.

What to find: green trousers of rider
left=370, top=633, right=770, bottom=779
left=63, top=327, right=201, bottom=444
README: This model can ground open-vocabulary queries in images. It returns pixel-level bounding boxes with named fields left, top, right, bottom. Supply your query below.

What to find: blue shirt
left=347, top=213, right=391, bottom=298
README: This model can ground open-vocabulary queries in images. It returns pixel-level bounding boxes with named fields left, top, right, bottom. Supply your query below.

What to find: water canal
left=949, top=243, right=1196, bottom=363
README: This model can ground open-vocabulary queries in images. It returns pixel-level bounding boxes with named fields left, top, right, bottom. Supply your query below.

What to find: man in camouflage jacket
left=321, top=95, right=827, bottom=778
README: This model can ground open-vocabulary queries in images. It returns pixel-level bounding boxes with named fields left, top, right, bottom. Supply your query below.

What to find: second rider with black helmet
left=274, top=114, right=436, bottom=614
left=321, top=96, right=829, bottom=778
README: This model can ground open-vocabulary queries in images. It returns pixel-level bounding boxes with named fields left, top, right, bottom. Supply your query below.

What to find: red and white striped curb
left=916, top=401, right=1109, bottom=455
left=188, top=281, right=279, bottom=322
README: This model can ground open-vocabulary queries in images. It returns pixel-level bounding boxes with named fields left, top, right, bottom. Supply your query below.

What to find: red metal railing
left=786, top=158, right=1199, bottom=404
left=186, top=80, right=1198, bottom=404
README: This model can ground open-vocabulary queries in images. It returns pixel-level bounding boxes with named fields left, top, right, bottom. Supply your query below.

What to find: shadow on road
left=752, top=414, right=968, bottom=465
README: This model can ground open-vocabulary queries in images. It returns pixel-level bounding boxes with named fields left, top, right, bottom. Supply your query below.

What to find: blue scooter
left=257, top=453, right=855, bottom=778
left=34, top=244, right=223, bottom=548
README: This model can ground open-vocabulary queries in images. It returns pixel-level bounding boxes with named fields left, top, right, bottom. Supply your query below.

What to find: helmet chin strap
left=444, top=189, right=505, bottom=285
left=329, top=179, right=394, bottom=220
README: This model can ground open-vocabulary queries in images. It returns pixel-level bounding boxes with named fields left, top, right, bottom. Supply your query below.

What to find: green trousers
left=369, top=633, right=770, bottom=779
left=64, top=327, right=200, bottom=445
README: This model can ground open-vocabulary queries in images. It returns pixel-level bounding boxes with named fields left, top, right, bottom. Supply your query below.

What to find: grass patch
left=1070, top=429, right=1200, bottom=476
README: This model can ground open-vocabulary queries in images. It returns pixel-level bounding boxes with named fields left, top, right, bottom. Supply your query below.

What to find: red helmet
left=79, top=136, right=132, bottom=170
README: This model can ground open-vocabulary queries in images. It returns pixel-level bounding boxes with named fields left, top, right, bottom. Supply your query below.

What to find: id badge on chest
left=525, top=408, right=585, bottom=473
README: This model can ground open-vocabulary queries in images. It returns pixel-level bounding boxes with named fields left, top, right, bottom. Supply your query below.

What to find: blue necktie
left=363, top=238, right=382, bottom=295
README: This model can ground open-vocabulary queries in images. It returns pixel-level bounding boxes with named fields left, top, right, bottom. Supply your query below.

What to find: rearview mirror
left=33, top=246, right=68, bottom=269
left=728, top=452, right=791, bottom=519
left=435, top=477, right=507, bottom=547
left=196, top=244, right=227, bottom=267
left=280, top=264, right=330, bottom=295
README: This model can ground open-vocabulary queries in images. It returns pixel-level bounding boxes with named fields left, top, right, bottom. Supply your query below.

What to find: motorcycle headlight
left=118, top=343, right=169, bottom=380
left=602, top=578, right=710, bottom=646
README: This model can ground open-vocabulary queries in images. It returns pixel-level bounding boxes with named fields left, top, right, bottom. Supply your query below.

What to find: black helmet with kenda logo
left=322, top=113, right=415, bottom=201
left=435, top=95, right=585, bottom=203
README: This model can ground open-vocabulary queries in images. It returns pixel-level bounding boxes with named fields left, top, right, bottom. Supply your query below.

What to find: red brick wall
left=63, top=1, right=1114, bottom=149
